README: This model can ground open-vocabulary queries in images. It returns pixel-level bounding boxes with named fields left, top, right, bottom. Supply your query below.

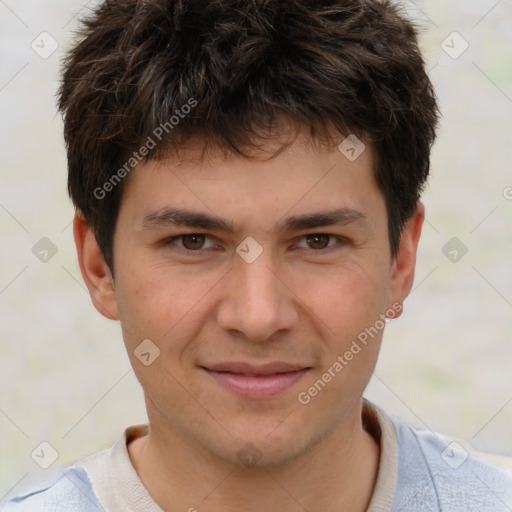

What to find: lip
left=201, top=362, right=311, bottom=399
left=204, top=361, right=309, bottom=375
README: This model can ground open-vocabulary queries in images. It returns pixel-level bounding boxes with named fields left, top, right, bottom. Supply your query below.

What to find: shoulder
left=392, top=417, right=512, bottom=511
left=0, top=466, right=103, bottom=512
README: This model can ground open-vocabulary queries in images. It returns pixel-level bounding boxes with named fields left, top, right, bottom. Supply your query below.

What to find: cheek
left=297, top=261, right=388, bottom=335
left=114, top=263, right=216, bottom=357
left=296, top=267, right=387, bottom=407
left=114, top=277, right=153, bottom=341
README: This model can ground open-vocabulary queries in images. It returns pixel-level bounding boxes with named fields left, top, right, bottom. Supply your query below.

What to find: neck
left=128, top=399, right=380, bottom=512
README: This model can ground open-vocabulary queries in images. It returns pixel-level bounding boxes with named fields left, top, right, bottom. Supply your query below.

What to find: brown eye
left=305, top=234, right=332, bottom=250
left=294, top=233, right=347, bottom=253
left=164, top=233, right=214, bottom=252
left=180, top=234, right=206, bottom=250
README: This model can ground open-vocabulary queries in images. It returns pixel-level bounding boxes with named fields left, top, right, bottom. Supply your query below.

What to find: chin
left=217, top=417, right=314, bottom=468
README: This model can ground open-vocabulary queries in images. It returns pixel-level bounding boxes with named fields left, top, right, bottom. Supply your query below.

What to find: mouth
left=200, top=362, right=312, bottom=399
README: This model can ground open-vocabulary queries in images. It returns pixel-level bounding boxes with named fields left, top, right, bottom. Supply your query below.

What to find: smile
left=201, top=367, right=311, bottom=399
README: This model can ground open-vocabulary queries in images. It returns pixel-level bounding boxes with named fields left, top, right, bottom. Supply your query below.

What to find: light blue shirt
left=2, top=403, right=512, bottom=511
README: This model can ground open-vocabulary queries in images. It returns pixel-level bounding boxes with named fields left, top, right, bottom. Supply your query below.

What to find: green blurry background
left=1, top=0, right=511, bottom=499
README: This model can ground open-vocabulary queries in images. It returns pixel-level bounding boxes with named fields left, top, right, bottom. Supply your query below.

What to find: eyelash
left=162, top=233, right=348, bottom=255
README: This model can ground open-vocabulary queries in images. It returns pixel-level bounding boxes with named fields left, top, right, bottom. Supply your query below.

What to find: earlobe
left=73, top=210, right=119, bottom=321
left=387, top=201, right=425, bottom=317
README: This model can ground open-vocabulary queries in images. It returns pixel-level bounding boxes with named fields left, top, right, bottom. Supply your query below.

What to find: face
left=76, top=131, right=421, bottom=468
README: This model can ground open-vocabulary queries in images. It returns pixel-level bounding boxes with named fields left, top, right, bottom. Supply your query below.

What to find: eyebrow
left=139, top=207, right=368, bottom=233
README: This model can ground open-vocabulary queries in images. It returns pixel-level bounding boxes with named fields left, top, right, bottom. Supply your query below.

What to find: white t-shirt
left=3, top=400, right=512, bottom=511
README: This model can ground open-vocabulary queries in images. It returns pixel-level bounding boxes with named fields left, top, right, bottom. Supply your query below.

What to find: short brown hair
left=58, top=0, right=439, bottom=273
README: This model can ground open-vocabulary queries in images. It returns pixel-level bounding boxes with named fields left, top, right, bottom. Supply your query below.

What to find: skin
left=74, top=128, right=424, bottom=512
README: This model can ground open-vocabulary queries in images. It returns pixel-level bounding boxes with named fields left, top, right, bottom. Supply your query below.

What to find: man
left=3, top=0, right=512, bottom=511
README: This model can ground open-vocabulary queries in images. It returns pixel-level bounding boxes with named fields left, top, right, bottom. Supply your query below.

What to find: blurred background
left=1, top=0, right=511, bottom=500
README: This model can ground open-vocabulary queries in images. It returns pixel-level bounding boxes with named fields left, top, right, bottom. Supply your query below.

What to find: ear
left=387, top=201, right=425, bottom=318
left=73, top=210, right=119, bottom=321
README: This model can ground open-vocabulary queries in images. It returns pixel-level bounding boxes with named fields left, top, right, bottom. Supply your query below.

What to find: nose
left=216, top=246, right=298, bottom=342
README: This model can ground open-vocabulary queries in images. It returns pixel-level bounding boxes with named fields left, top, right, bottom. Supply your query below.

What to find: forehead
left=118, top=132, right=382, bottom=230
